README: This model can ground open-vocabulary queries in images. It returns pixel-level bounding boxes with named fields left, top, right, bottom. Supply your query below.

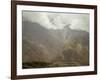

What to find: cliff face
left=22, top=21, right=89, bottom=68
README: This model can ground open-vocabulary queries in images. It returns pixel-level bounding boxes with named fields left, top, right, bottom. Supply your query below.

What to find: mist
left=22, top=11, right=89, bottom=32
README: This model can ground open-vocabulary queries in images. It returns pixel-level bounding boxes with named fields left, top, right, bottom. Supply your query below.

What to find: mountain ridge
left=22, top=21, right=89, bottom=67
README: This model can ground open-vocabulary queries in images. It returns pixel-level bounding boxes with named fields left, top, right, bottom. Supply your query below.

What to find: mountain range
left=22, top=21, right=89, bottom=68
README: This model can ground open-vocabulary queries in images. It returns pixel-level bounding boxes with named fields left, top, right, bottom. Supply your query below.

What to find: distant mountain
left=64, top=26, right=89, bottom=46
left=22, top=21, right=89, bottom=67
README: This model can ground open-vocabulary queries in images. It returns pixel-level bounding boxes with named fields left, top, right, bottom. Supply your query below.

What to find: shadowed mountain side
left=22, top=39, right=52, bottom=62
left=22, top=21, right=64, bottom=63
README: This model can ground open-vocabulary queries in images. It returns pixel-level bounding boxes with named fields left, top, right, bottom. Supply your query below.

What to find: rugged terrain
left=22, top=21, right=89, bottom=68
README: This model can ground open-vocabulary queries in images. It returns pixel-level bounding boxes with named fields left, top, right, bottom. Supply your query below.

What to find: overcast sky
left=22, top=11, right=89, bottom=32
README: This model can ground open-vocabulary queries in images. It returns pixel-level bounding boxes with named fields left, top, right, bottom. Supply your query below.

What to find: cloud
left=22, top=11, right=89, bottom=32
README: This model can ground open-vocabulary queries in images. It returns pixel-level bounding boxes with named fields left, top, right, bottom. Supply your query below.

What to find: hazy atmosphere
left=22, top=11, right=89, bottom=68
left=22, top=11, right=89, bottom=31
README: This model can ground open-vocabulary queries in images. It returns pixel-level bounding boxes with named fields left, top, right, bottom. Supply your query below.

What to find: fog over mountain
left=22, top=11, right=89, bottom=32
left=22, top=11, right=89, bottom=68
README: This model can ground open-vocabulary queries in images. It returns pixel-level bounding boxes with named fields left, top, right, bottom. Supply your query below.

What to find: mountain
left=22, top=21, right=89, bottom=68
left=64, top=26, right=89, bottom=46
left=22, top=21, right=64, bottom=63
left=62, top=26, right=89, bottom=65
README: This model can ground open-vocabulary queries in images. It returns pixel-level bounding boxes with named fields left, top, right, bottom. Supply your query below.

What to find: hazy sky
left=22, top=11, right=89, bottom=32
